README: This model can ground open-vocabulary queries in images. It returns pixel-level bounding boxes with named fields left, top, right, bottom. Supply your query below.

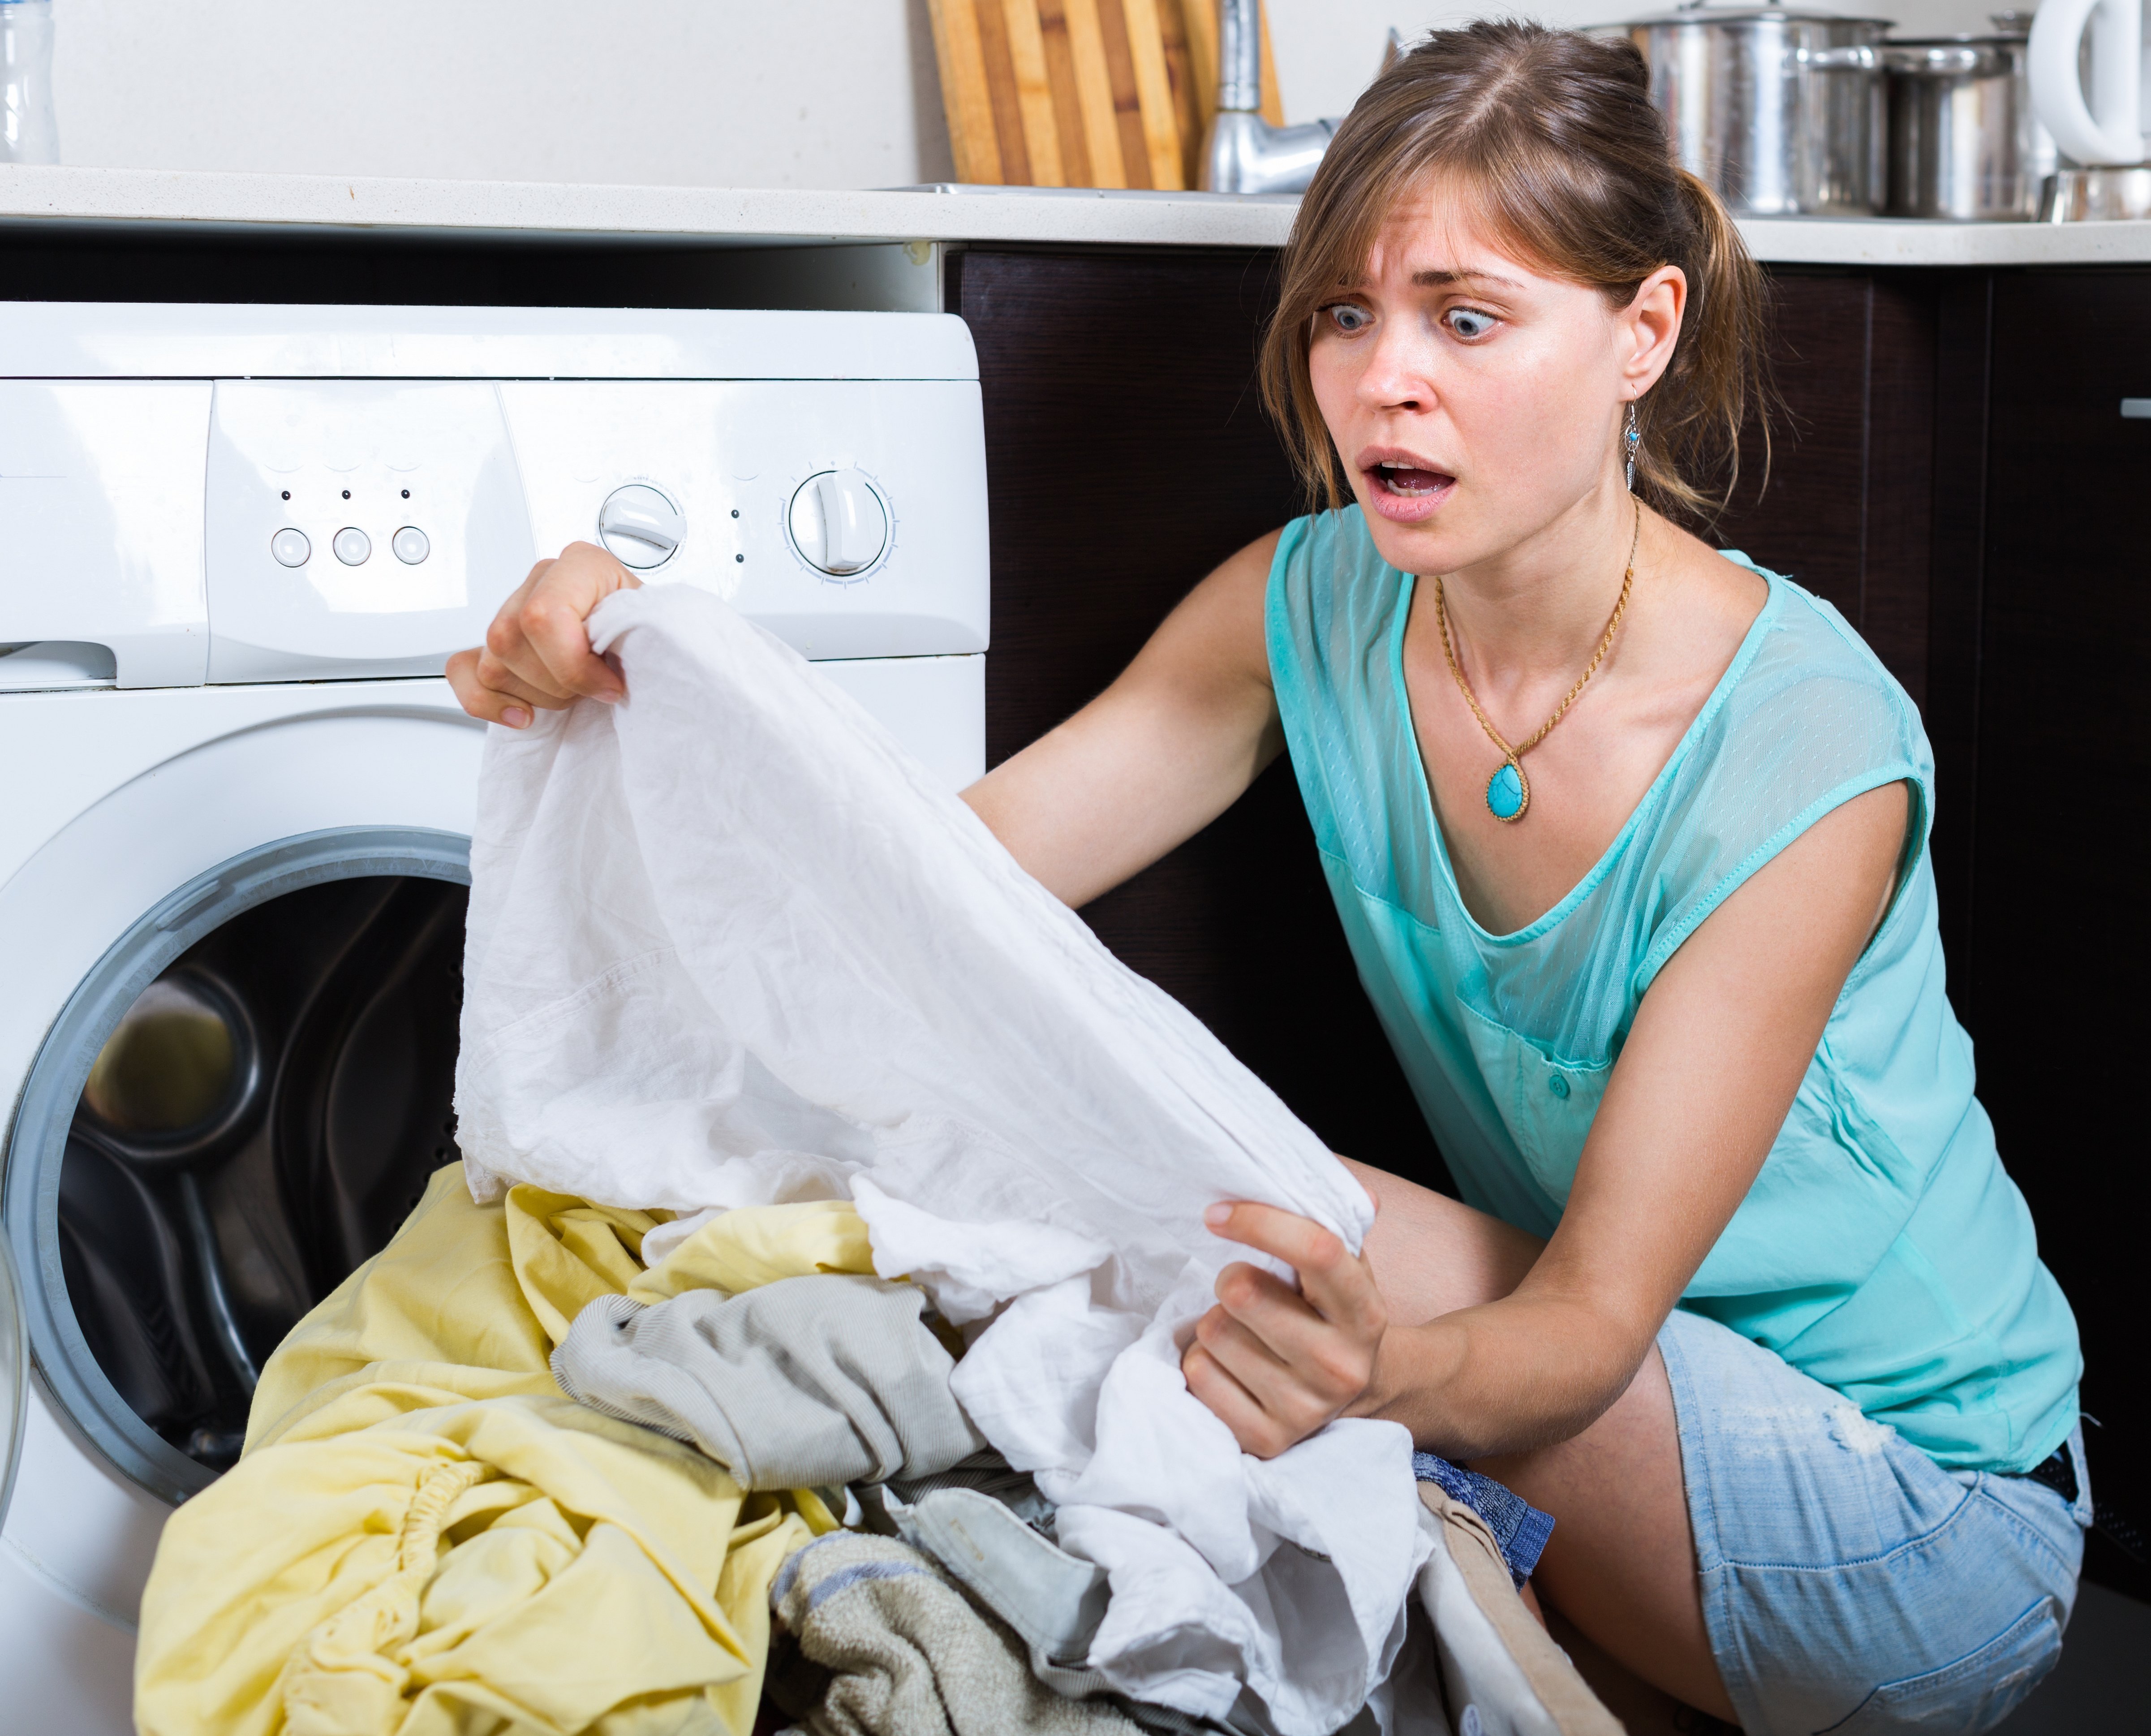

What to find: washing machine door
left=0, top=687, right=485, bottom=1511
left=5, top=827, right=472, bottom=1504
left=0, top=1230, right=24, bottom=1533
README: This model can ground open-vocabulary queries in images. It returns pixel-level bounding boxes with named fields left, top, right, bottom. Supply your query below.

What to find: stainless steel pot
left=1884, top=35, right=2046, bottom=219
left=1611, top=5, right=1894, bottom=216
left=2040, top=164, right=2151, bottom=218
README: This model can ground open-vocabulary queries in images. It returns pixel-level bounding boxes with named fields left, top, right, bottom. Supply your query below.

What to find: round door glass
left=3, top=829, right=472, bottom=1501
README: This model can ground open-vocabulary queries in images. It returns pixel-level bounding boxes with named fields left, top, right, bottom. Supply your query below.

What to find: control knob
left=787, top=469, right=888, bottom=577
left=598, top=484, right=685, bottom=569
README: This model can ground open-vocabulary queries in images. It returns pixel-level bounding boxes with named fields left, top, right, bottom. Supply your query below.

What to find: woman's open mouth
left=1361, top=454, right=1455, bottom=521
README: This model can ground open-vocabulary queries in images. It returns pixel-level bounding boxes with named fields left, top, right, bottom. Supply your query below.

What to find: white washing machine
left=0, top=302, right=989, bottom=1731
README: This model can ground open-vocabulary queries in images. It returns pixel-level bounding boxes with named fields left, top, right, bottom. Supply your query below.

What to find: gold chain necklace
left=1433, top=499, right=1641, bottom=824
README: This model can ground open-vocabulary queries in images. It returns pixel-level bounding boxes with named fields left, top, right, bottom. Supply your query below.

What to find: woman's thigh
left=1477, top=1341, right=1732, bottom=1719
left=1343, top=1160, right=1734, bottom=1718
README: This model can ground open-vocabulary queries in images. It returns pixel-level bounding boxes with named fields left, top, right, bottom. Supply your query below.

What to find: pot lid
left=1617, top=5, right=1896, bottom=26
left=1881, top=32, right=2021, bottom=69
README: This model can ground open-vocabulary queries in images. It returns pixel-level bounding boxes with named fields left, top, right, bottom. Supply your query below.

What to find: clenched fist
left=445, top=541, right=641, bottom=726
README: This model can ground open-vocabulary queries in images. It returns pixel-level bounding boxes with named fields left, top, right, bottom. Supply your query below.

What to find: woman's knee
left=1341, top=1157, right=1542, bottom=1325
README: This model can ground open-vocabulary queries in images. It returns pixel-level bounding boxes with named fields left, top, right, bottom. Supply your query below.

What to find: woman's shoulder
left=1692, top=556, right=1932, bottom=792
left=1725, top=555, right=1903, bottom=686
left=1269, top=506, right=1400, bottom=648
left=1721, top=564, right=1927, bottom=727
left=1631, top=559, right=1938, bottom=986
left=1274, top=504, right=1388, bottom=577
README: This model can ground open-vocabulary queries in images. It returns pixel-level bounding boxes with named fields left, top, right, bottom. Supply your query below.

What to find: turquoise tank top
left=1266, top=508, right=2080, bottom=1473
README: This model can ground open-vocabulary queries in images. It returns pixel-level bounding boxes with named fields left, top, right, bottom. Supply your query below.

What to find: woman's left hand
left=1182, top=1200, right=1389, bottom=1458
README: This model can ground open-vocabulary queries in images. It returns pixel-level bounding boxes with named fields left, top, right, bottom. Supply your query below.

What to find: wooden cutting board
left=928, top=0, right=1286, bottom=192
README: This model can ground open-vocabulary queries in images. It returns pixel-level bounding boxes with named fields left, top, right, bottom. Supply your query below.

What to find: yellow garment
left=138, top=1166, right=878, bottom=1736
left=627, top=1200, right=875, bottom=1306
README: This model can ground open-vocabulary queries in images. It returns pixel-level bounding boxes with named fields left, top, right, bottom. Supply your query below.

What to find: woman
left=448, top=24, right=2086, bottom=1733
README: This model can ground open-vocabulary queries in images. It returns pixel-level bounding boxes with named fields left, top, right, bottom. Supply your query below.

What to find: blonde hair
left=1260, top=19, right=1772, bottom=522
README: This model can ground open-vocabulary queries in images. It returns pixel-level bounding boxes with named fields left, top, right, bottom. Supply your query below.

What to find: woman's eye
left=1445, top=308, right=1497, bottom=340
left=1325, top=303, right=1373, bottom=334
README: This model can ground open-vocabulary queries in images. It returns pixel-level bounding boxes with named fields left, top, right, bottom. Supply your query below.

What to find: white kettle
left=2030, top=0, right=2149, bottom=165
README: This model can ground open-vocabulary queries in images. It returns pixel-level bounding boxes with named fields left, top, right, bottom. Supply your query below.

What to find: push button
left=391, top=526, right=430, bottom=564
left=332, top=527, right=371, bottom=566
left=270, top=527, right=311, bottom=568
left=1547, top=1073, right=1570, bottom=1099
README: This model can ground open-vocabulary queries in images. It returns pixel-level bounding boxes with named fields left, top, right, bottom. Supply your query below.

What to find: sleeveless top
left=1266, top=507, right=2080, bottom=1473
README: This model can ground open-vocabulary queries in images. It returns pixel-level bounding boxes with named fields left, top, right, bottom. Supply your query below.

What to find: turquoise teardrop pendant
left=1485, top=758, right=1528, bottom=822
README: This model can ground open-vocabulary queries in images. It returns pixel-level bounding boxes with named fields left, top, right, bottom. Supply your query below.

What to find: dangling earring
left=1623, top=402, right=1641, bottom=493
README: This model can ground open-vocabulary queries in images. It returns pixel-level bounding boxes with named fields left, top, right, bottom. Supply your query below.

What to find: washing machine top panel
left=0, top=304, right=989, bottom=689
left=0, top=302, right=979, bottom=382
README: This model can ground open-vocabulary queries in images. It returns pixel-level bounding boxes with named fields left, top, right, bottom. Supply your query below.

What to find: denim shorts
left=1657, top=1306, right=2090, bottom=1736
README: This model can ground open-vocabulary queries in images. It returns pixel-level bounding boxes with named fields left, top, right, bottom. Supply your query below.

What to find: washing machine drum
left=4, top=829, right=469, bottom=1503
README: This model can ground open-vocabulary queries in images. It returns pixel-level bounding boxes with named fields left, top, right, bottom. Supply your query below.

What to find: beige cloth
left=771, top=1531, right=1142, bottom=1736
left=1410, top=1485, right=1622, bottom=1736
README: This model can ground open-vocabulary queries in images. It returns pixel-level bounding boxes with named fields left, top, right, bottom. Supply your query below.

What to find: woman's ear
left=1620, top=265, right=1687, bottom=397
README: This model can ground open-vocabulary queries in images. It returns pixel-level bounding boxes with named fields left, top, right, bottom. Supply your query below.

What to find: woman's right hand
left=446, top=541, right=641, bottom=727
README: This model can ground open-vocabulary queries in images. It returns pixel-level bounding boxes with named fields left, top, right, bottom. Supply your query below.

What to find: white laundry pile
left=452, top=584, right=1429, bottom=1736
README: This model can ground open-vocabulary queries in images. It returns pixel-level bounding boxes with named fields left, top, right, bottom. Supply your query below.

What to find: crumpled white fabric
left=453, top=584, right=1430, bottom=1734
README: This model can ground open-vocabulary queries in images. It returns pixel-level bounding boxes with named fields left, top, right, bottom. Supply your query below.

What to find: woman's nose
left=1355, top=322, right=1435, bottom=413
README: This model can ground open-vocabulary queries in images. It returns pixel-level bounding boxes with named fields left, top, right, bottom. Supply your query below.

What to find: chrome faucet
left=1200, top=13, right=1402, bottom=195
left=1199, top=0, right=1335, bottom=194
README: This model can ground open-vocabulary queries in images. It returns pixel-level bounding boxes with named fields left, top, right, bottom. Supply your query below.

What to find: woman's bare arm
left=448, top=533, right=1286, bottom=912
left=1186, top=780, right=1911, bottom=1461
left=961, top=530, right=1285, bottom=908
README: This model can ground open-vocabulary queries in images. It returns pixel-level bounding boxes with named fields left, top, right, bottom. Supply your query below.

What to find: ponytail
left=1635, top=170, right=1774, bottom=520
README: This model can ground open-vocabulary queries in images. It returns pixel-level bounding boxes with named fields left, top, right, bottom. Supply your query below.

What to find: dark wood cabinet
left=1712, top=269, right=1938, bottom=706
left=1968, top=271, right=2151, bottom=1598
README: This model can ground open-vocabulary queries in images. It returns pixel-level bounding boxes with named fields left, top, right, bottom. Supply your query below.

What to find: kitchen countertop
left=4, top=163, right=2150, bottom=267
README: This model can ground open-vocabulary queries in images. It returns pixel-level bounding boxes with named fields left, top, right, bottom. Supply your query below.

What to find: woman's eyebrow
left=1411, top=267, right=1523, bottom=289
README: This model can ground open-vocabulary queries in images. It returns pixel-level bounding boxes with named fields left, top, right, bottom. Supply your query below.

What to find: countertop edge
left=0, top=167, right=1304, bottom=250
left=4, top=165, right=2151, bottom=266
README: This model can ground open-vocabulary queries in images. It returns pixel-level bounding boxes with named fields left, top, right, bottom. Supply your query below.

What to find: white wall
left=45, top=0, right=2006, bottom=187
left=47, top=0, right=956, bottom=186
left=1271, top=0, right=2005, bottom=125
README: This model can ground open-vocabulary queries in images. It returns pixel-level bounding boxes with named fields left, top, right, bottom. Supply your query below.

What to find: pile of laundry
left=133, top=585, right=1614, bottom=1736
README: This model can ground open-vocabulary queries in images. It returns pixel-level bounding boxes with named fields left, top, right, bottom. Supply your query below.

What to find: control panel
left=206, top=380, right=535, bottom=683
left=501, top=379, right=986, bottom=661
left=0, top=304, right=989, bottom=689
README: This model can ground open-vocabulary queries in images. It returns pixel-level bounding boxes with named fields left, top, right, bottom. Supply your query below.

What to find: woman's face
left=1307, top=184, right=1682, bottom=578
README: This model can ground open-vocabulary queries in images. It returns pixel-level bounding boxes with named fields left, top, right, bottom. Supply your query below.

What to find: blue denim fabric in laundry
left=1658, top=1306, right=2088, bottom=1736
left=1411, top=1453, right=1554, bottom=1585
